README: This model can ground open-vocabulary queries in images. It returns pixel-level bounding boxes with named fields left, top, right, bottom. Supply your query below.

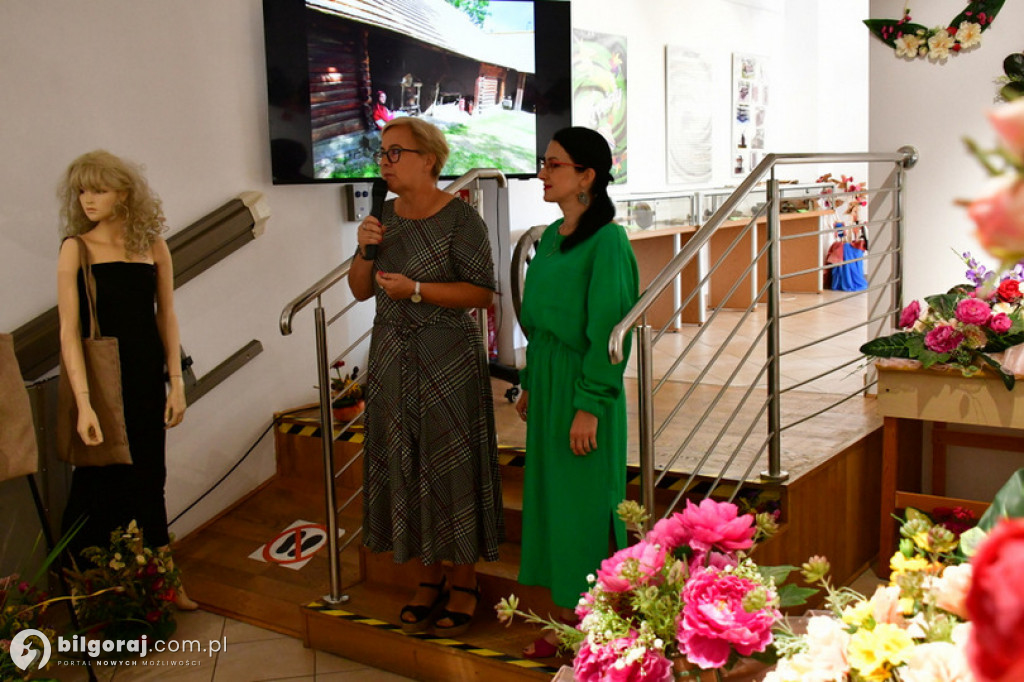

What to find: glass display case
left=696, top=182, right=832, bottom=223
left=611, top=191, right=699, bottom=231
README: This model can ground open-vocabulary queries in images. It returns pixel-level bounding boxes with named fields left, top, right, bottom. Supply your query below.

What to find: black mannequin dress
left=62, top=262, right=170, bottom=555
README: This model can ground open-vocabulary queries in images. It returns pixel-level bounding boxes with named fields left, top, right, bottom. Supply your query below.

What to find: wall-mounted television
left=262, top=0, right=572, bottom=184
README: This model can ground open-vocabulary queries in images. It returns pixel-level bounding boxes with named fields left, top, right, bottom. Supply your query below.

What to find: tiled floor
left=47, top=610, right=414, bottom=682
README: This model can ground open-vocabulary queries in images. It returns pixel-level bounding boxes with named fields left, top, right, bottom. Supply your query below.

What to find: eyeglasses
left=373, top=147, right=423, bottom=164
left=538, top=157, right=585, bottom=171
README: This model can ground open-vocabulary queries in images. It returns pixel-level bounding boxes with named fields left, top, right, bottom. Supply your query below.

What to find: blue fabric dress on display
left=831, top=242, right=868, bottom=291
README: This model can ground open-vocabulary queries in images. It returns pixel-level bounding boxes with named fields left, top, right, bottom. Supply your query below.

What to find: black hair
left=553, top=127, right=616, bottom=252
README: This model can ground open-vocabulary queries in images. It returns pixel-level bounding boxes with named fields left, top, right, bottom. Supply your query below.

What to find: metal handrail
left=606, top=148, right=918, bottom=518
left=609, top=148, right=917, bottom=364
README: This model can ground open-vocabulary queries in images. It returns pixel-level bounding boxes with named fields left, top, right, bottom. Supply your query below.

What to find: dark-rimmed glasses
left=538, top=157, right=585, bottom=171
left=373, top=147, right=423, bottom=164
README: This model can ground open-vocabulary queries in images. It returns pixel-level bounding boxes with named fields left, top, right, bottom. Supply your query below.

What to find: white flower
left=956, top=21, right=982, bottom=49
left=928, top=29, right=956, bottom=61
left=803, top=616, right=851, bottom=678
left=900, top=641, right=975, bottom=682
left=895, top=34, right=923, bottom=58
left=993, top=301, right=1015, bottom=315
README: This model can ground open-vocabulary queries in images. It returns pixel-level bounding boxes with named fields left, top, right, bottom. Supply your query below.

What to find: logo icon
left=10, top=629, right=52, bottom=671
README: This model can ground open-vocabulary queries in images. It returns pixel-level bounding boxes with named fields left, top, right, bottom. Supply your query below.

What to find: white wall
left=869, top=0, right=1023, bottom=302
left=0, top=0, right=869, bottom=538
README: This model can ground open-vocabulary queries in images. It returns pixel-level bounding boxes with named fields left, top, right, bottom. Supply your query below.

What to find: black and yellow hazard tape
left=277, top=421, right=365, bottom=443
left=304, top=601, right=560, bottom=674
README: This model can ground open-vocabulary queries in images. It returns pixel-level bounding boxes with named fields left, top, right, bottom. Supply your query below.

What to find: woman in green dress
left=516, top=127, right=639, bottom=657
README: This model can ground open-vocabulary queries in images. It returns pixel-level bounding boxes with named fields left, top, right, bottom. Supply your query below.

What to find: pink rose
left=988, top=98, right=1024, bottom=160
left=574, top=636, right=673, bottom=682
left=956, top=297, right=992, bottom=326
left=925, top=325, right=965, bottom=353
left=899, top=300, right=921, bottom=328
left=869, top=584, right=906, bottom=626
left=968, top=179, right=1024, bottom=262
left=646, top=513, right=691, bottom=552
left=677, top=499, right=756, bottom=554
left=933, top=563, right=972, bottom=619
left=989, top=312, right=1012, bottom=333
left=677, top=568, right=779, bottom=669
left=967, top=518, right=1024, bottom=682
left=596, top=541, right=667, bottom=593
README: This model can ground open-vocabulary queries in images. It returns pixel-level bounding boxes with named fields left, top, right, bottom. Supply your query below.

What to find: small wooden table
left=875, top=365, right=1024, bottom=574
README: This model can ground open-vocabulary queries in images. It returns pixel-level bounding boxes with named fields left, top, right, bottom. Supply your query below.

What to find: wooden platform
left=171, top=385, right=884, bottom=681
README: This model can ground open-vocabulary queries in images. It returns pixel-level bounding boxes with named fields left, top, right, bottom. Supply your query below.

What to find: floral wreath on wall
left=864, top=0, right=1005, bottom=62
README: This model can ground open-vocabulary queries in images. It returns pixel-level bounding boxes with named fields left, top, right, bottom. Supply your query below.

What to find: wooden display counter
left=627, top=223, right=701, bottom=329
left=875, top=364, right=1024, bottom=574
left=708, top=210, right=829, bottom=310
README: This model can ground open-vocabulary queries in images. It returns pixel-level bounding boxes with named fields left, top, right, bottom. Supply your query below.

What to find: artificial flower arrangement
left=816, top=174, right=867, bottom=225
left=862, top=97, right=1024, bottom=389
left=863, top=1, right=1003, bottom=62
left=767, top=470, right=1024, bottom=682
left=330, top=360, right=364, bottom=421
left=859, top=253, right=1024, bottom=389
left=497, top=498, right=815, bottom=681
left=1, top=572, right=58, bottom=681
left=64, top=520, right=180, bottom=641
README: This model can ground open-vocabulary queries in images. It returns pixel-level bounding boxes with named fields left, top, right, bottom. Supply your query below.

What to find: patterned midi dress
left=362, top=197, right=504, bottom=565
left=517, top=220, right=639, bottom=608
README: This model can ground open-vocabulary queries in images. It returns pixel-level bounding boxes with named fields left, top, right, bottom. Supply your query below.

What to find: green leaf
left=777, top=584, right=818, bottom=608
left=952, top=0, right=1006, bottom=29
left=758, top=564, right=798, bottom=585
left=924, top=293, right=959, bottom=319
left=1001, top=82, right=1024, bottom=102
left=862, top=19, right=928, bottom=48
left=978, top=468, right=1024, bottom=531
left=1005, top=53, right=1024, bottom=80
left=860, top=332, right=915, bottom=358
left=978, top=353, right=1016, bottom=390
left=983, top=331, right=1024, bottom=353
left=917, top=349, right=950, bottom=368
left=959, top=527, right=988, bottom=558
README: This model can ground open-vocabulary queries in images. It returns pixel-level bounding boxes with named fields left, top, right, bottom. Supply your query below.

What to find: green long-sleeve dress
left=517, top=219, right=639, bottom=609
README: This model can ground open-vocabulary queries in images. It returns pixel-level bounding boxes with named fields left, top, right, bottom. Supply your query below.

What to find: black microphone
left=363, top=179, right=388, bottom=260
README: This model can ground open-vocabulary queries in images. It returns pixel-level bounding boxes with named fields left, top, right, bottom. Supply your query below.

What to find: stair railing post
left=637, top=320, right=657, bottom=521
left=762, top=173, right=789, bottom=483
left=315, top=301, right=347, bottom=604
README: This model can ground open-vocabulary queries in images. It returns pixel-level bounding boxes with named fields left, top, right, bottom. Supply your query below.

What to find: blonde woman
left=349, top=117, right=503, bottom=635
left=57, top=150, right=196, bottom=610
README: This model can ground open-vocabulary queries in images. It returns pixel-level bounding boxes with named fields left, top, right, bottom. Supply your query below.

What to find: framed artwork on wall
left=665, top=46, right=712, bottom=185
left=731, top=53, right=769, bottom=177
left=572, top=29, right=628, bottom=183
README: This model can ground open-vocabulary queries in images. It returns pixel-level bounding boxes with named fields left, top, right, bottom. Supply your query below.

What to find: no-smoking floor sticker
left=249, top=519, right=345, bottom=570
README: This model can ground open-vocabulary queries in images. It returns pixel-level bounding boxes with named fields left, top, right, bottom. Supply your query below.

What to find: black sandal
left=400, top=576, right=447, bottom=634
left=433, top=582, right=480, bottom=638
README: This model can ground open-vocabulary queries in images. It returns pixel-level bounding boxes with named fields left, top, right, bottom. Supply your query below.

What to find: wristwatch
left=410, top=281, right=422, bottom=303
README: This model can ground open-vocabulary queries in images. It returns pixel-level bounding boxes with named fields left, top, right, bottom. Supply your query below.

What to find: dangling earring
left=577, top=192, right=590, bottom=207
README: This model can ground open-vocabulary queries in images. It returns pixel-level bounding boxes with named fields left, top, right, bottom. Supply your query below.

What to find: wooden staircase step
left=303, top=581, right=569, bottom=681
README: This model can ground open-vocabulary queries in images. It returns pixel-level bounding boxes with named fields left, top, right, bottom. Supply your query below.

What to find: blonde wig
left=58, top=150, right=166, bottom=257
left=382, top=117, right=449, bottom=178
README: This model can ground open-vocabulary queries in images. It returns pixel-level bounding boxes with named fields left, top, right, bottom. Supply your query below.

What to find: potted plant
left=330, top=360, right=364, bottom=423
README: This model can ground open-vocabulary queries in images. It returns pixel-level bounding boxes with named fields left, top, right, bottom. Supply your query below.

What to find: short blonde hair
left=58, top=150, right=166, bottom=257
left=382, top=118, right=449, bottom=178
